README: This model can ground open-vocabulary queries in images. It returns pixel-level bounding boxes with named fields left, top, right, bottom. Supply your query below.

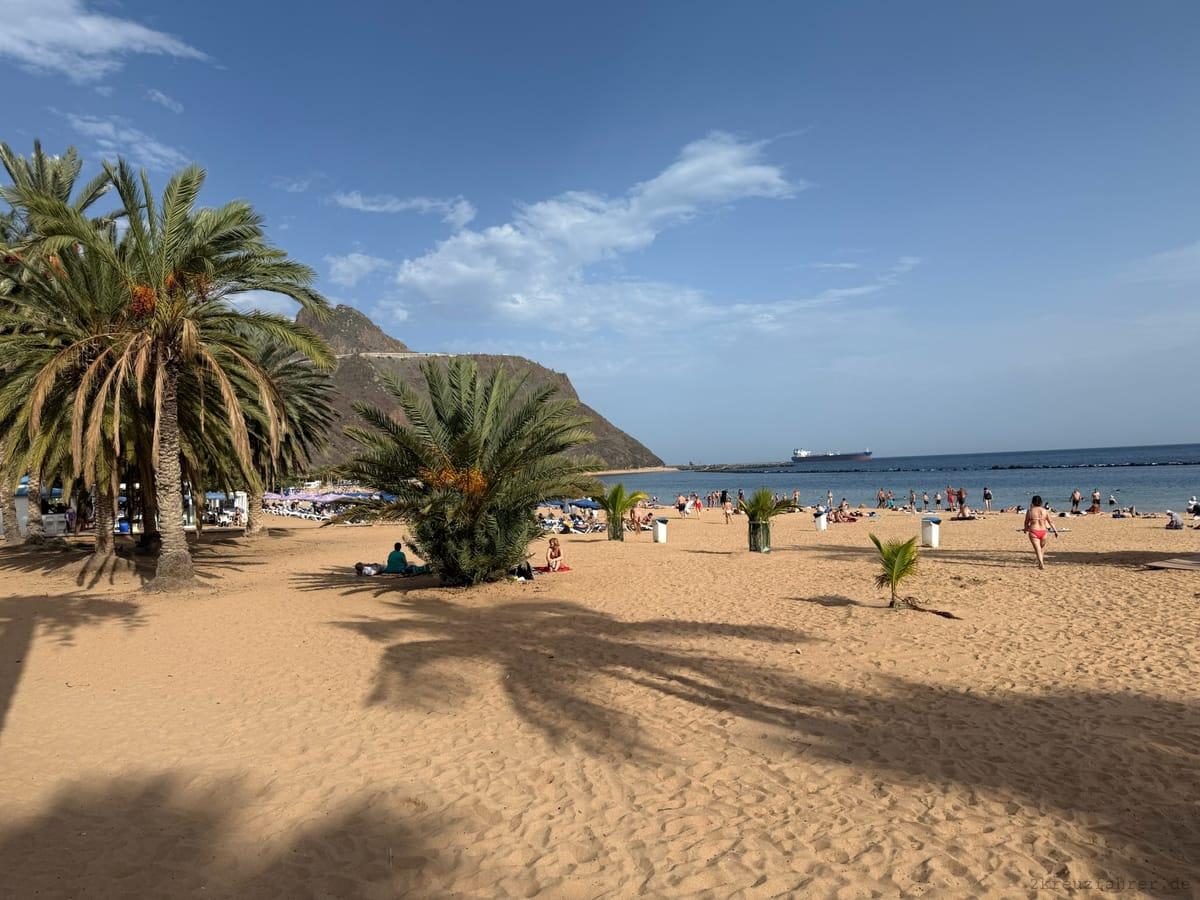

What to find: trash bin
left=814, top=511, right=828, bottom=532
left=118, top=518, right=131, bottom=534
left=652, top=517, right=669, bottom=544
left=921, top=516, right=941, bottom=549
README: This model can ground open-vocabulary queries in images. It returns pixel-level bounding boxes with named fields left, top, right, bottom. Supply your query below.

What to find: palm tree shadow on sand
left=0, top=592, right=145, bottom=744
left=334, top=594, right=1200, bottom=889
left=333, top=596, right=815, bottom=758
left=0, top=772, right=441, bottom=897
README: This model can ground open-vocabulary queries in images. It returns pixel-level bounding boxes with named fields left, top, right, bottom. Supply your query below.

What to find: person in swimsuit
left=983, top=486, right=992, bottom=511
left=1070, top=489, right=1081, bottom=513
left=1023, top=495, right=1057, bottom=570
left=546, top=537, right=564, bottom=571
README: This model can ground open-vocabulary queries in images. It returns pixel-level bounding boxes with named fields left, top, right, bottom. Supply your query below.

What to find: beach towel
left=534, top=565, right=572, bottom=573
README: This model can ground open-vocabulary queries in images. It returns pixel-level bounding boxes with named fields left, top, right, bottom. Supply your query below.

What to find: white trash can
left=921, top=516, right=941, bottom=549
left=814, top=511, right=828, bottom=532
left=652, top=517, right=669, bottom=544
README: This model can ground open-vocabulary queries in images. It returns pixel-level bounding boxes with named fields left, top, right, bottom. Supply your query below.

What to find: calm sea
left=600, top=444, right=1200, bottom=512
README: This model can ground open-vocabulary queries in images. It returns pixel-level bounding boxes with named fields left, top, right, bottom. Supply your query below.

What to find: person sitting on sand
left=1166, top=510, right=1184, bottom=530
left=383, top=542, right=412, bottom=574
left=1023, top=495, right=1058, bottom=570
left=546, top=537, right=564, bottom=571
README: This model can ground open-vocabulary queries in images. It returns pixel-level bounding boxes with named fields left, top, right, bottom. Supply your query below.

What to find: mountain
left=296, top=305, right=663, bottom=470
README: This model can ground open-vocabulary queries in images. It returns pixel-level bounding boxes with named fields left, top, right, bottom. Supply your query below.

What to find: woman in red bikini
left=1023, top=495, right=1057, bottom=570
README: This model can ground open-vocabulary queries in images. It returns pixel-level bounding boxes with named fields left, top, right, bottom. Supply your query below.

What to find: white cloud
left=146, top=88, right=183, bottom=114
left=229, top=291, right=299, bottom=317
left=0, top=0, right=208, bottom=83
left=391, top=132, right=805, bottom=330
left=325, top=252, right=391, bottom=287
left=332, top=191, right=477, bottom=229
left=1125, top=239, right=1200, bottom=283
left=803, top=262, right=861, bottom=270
left=273, top=175, right=314, bottom=193
left=62, top=112, right=188, bottom=171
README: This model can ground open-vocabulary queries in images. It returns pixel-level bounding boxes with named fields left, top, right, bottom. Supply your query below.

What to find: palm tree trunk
left=137, top=454, right=160, bottom=547
left=151, top=367, right=194, bottom=587
left=92, top=486, right=116, bottom=558
left=245, top=485, right=265, bottom=537
left=0, top=473, right=18, bottom=545
left=23, top=470, right=44, bottom=544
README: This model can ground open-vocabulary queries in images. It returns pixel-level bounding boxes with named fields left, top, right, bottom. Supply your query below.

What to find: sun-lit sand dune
left=0, top=511, right=1196, bottom=897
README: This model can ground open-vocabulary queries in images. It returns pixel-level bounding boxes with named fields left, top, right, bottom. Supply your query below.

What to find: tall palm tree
left=239, top=338, right=336, bottom=537
left=0, top=141, right=111, bottom=545
left=0, top=224, right=128, bottom=564
left=16, top=160, right=333, bottom=588
left=338, top=358, right=598, bottom=586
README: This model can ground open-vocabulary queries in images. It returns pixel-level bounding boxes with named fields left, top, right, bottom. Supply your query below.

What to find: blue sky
left=3, top=1, right=1199, bottom=462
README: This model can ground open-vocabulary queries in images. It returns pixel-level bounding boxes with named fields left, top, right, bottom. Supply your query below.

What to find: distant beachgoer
left=1070, top=489, right=1082, bottom=513
left=693, top=495, right=703, bottom=515
left=935, top=491, right=942, bottom=509
left=720, top=489, right=729, bottom=506
left=1108, top=494, right=1117, bottom=507
left=908, top=489, right=917, bottom=510
left=1023, top=495, right=1058, bottom=570
left=956, top=487, right=966, bottom=510
left=546, top=537, right=564, bottom=571
left=1166, top=510, right=1184, bottom=530
left=383, top=542, right=412, bottom=574
left=922, top=491, right=929, bottom=512
left=792, top=489, right=800, bottom=509
left=723, top=499, right=733, bottom=524
left=737, top=489, right=745, bottom=503
left=983, top=486, right=993, bottom=511
left=877, top=488, right=886, bottom=508
left=826, top=490, right=834, bottom=509
left=676, top=494, right=688, bottom=517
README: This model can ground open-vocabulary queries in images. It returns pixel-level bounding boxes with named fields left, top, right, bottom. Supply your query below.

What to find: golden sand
left=0, top=510, right=1197, bottom=897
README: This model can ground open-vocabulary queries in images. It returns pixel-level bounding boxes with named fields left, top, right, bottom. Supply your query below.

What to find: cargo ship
left=791, top=448, right=873, bottom=463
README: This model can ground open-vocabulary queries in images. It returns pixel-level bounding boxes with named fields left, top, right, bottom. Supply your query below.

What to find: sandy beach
left=0, top=511, right=1197, bottom=898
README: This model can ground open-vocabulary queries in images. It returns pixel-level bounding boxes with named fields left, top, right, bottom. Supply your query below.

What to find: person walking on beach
left=827, top=490, right=834, bottom=510
left=676, top=494, right=688, bottom=518
left=922, top=491, right=930, bottom=512
left=792, top=489, right=800, bottom=510
left=908, top=489, right=917, bottom=510
left=956, top=487, right=966, bottom=512
left=723, top=497, right=733, bottom=524
left=1070, top=489, right=1082, bottom=514
left=1023, top=495, right=1058, bottom=570
left=983, top=486, right=993, bottom=512
left=876, top=488, right=886, bottom=508
left=935, top=491, right=942, bottom=510
left=1090, top=489, right=1102, bottom=514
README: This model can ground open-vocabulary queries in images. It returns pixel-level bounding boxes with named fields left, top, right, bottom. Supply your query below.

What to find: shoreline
left=589, top=465, right=679, bottom=477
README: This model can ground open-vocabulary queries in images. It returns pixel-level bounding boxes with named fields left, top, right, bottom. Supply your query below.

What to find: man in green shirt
left=383, top=542, right=411, bottom=574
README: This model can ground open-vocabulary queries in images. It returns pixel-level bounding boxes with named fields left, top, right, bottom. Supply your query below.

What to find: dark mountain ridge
left=297, top=306, right=662, bottom=470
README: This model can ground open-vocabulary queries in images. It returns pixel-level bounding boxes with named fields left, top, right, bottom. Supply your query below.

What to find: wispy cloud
left=1125, top=239, right=1200, bottom=284
left=0, top=0, right=208, bottom=83
left=61, top=112, right=188, bottom=171
left=229, top=291, right=299, bottom=317
left=273, top=174, right=319, bottom=194
left=146, top=88, right=183, bottom=114
left=389, top=132, right=812, bottom=332
left=332, top=191, right=477, bottom=230
left=325, top=252, right=392, bottom=287
left=802, top=261, right=861, bottom=270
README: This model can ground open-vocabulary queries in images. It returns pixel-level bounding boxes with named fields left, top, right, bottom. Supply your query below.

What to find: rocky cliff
left=297, top=306, right=662, bottom=470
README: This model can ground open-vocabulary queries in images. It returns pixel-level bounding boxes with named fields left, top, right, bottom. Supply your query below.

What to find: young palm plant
left=869, top=533, right=920, bottom=609
left=738, top=487, right=793, bottom=552
left=596, top=483, right=648, bottom=541
left=338, top=357, right=598, bottom=586
left=17, top=159, right=334, bottom=589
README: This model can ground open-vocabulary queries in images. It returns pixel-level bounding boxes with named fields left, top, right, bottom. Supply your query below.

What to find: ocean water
left=600, top=444, right=1200, bottom=512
